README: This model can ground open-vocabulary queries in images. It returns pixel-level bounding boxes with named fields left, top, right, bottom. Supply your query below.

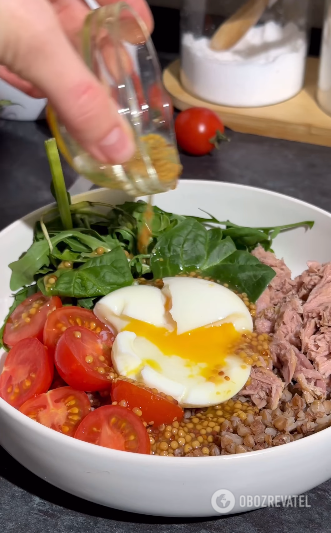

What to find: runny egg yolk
left=122, top=319, right=242, bottom=370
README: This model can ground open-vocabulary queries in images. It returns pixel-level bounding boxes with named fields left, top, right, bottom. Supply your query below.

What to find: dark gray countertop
left=1, top=117, right=331, bottom=532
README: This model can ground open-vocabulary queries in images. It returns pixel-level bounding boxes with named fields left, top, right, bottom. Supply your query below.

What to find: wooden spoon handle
left=210, top=0, right=269, bottom=52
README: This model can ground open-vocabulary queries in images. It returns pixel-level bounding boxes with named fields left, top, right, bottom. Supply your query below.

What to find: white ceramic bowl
left=1, top=181, right=331, bottom=517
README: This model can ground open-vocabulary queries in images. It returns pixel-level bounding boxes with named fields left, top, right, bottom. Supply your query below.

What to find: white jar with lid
left=317, top=0, right=331, bottom=116
left=180, top=0, right=310, bottom=108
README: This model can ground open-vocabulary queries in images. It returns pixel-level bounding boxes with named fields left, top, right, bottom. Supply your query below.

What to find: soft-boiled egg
left=94, top=277, right=253, bottom=408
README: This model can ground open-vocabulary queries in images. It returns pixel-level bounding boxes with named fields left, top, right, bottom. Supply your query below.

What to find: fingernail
left=97, top=126, right=135, bottom=164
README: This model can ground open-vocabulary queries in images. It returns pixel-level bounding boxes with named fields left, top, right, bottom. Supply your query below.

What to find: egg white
left=94, top=278, right=253, bottom=408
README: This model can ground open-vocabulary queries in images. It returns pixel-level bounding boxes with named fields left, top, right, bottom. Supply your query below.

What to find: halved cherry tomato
left=4, top=292, right=62, bottom=348
left=111, top=379, right=184, bottom=427
left=0, top=338, right=54, bottom=408
left=74, top=405, right=150, bottom=454
left=20, top=386, right=91, bottom=436
left=43, top=306, right=115, bottom=359
left=55, top=326, right=115, bottom=391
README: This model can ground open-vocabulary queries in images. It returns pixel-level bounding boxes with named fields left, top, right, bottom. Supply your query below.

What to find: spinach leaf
left=151, top=220, right=275, bottom=302
left=151, top=219, right=207, bottom=278
left=203, top=230, right=235, bottom=269
left=0, top=284, right=38, bottom=349
left=151, top=220, right=236, bottom=278
left=203, top=251, right=276, bottom=302
left=77, top=297, right=96, bottom=309
left=39, top=247, right=133, bottom=298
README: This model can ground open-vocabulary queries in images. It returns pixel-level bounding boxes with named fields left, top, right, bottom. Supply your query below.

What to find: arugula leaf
left=0, top=284, right=38, bottom=349
left=9, top=230, right=120, bottom=290
left=61, top=237, right=91, bottom=253
left=9, top=240, right=50, bottom=291
left=108, top=202, right=174, bottom=255
left=222, top=227, right=270, bottom=251
left=130, top=255, right=151, bottom=276
left=39, top=247, right=133, bottom=298
left=50, top=246, right=81, bottom=262
left=203, top=251, right=276, bottom=302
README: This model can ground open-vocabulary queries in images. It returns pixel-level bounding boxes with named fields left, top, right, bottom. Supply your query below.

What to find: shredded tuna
left=301, top=318, right=316, bottom=353
left=273, top=296, right=303, bottom=347
left=270, top=339, right=297, bottom=384
left=303, top=264, right=331, bottom=325
left=295, top=374, right=326, bottom=404
left=240, top=367, right=285, bottom=410
left=304, top=328, right=331, bottom=378
left=252, top=246, right=295, bottom=334
left=295, top=261, right=325, bottom=301
left=248, top=248, right=331, bottom=410
left=252, top=246, right=295, bottom=305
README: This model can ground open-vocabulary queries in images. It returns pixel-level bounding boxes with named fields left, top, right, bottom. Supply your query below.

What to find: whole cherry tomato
left=175, top=108, right=228, bottom=156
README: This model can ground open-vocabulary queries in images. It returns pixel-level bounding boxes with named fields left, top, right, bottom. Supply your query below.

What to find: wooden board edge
left=163, top=59, right=331, bottom=148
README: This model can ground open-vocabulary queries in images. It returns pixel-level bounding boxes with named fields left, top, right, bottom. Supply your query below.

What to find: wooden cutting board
left=163, top=57, right=331, bottom=148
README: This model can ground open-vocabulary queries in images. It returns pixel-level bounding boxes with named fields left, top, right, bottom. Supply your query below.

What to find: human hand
left=0, top=0, right=153, bottom=164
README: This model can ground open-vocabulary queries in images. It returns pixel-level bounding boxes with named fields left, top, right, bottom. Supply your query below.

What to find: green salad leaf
left=151, top=220, right=237, bottom=278
left=9, top=230, right=120, bottom=291
left=203, top=251, right=276, bottom=302
left=4, top=142, right=315, bottom=313
left=9, top=240, right=50, bottom=291
left=77, top=297, right=96, bottom=309
left=150, top=220, right=276, bottom=301
left=38, top=247, right=133, bottom=298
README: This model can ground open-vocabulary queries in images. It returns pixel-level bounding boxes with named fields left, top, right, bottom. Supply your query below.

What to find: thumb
left=0, top=0, right=136, bottom=165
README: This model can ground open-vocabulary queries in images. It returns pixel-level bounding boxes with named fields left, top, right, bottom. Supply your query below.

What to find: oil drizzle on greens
left=0, top=138, right=314, bottom=349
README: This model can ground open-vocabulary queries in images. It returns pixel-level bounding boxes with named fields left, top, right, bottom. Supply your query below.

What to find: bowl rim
left=1, top=179, right=331, bottom=465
